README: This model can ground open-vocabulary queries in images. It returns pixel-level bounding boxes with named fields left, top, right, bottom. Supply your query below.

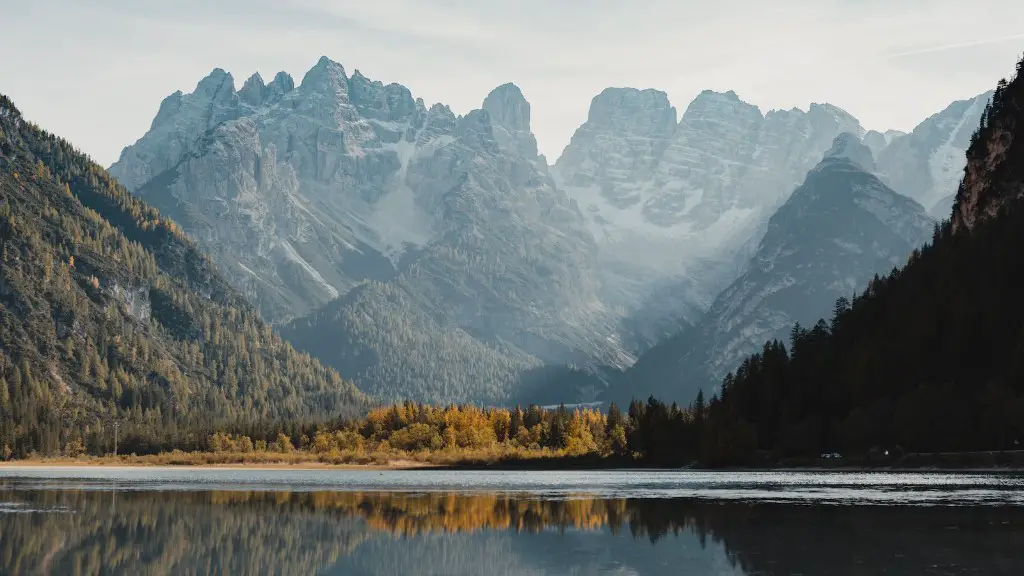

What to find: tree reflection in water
left=1, top=487, right=1022, bottom=575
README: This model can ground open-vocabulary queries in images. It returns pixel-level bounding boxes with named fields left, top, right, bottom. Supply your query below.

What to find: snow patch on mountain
left=928, top=94, right=988, bottom=210
left=279, top=240, right=339, bottom=299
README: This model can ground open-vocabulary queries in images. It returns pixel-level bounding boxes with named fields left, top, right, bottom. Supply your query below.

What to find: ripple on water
left=0, top=468, right=1022, bottom=506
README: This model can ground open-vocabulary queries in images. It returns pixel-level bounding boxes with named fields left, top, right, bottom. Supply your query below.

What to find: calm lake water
left=1, top=468, right=1023, bottom=575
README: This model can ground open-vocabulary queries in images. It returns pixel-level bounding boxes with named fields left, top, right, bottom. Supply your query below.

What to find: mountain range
left=112, top=59, right=627, bottom=404
left=105, top=56, right=991, bottom=405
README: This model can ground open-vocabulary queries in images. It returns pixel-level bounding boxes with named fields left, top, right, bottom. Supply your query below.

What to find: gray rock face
left=114, top=68, right=241, bottom=192
left=555, top=88, right=678, bottom=209
left=553, top=89, right=866, bottom=347
left=110, top=58, right=626, bottom=404
left=483, top=83, right=538, bottom=159
left=613, top=137, right=935, bottom=405
left=826, top=132, right=876, bottom=172
left=862, top=129, right=905, bottom=158
left=875, top=91, right=993, bottom=215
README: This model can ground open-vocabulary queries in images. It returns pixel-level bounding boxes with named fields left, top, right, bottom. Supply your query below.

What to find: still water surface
left=1, top=468, right=1022, bottom=575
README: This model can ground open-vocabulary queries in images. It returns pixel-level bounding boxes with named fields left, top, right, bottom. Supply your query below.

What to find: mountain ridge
left=0, top=93, right=365, bottom=455
left=112, top=57, right=627, bottom=404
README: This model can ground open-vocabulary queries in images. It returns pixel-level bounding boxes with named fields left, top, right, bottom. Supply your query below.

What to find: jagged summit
left=238, top=72, right=266, bottom=106
left=483, top=83, right=530, bottom=131
left=108, top=56, right=621, bottom=404
left=482, top=82, right=537, bottom=158
left=299, top=56, right=348, bottom=95
left=268, top=71, right=294, bottom=93
left=584, top=87, right=677, bottom=128
left=824, top=132, right=876, bottom=172
left=195, top=68, right=235, bottom=96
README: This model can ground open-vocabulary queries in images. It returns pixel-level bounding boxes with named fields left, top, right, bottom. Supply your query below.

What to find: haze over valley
left=87, top=55, right=988, bottom=406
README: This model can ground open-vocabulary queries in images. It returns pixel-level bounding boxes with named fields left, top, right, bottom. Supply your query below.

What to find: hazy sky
left=2, top=0, right=1023, bottom=166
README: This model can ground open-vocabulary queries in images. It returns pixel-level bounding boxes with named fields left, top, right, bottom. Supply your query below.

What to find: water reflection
left=1, top=487, right=1023, bottom=575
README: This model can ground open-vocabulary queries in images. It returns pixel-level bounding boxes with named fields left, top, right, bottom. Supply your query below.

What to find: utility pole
left=113, top=420, right=120, bottom=457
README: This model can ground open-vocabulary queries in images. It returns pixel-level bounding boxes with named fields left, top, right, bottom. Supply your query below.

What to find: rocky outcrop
left=482, top=83, right=538, bottom=159
left=555, top=88, right=677, bottom=210
left=952, top=66, right=1024, bottom=233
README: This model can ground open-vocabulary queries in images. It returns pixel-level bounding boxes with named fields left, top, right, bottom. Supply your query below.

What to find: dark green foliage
left=0, top=94, right=366, bottom=457
left=280, top=281, right=535, bottom=405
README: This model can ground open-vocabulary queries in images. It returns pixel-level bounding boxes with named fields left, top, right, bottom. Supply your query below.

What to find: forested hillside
left=0, top=94, right=365, bottom=457
left=693, top=57, right=1024, bottom=462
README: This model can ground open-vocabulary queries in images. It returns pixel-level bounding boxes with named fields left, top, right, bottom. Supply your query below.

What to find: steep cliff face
left=953, top=62, right=1024, bottom=232
left=613, top=135, right=934, bottom=404
left=554, top=88, right=678, bottom=211
left=110, top=57, right=625, bottom=404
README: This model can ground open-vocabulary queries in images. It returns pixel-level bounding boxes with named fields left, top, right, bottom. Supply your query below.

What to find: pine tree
left=605, top=402, right=623, bottom=436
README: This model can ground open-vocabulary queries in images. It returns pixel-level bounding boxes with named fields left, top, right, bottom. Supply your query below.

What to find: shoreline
left=0, top=459, right=440, bottom=471
left=1, top=460, right=1021, bottom=473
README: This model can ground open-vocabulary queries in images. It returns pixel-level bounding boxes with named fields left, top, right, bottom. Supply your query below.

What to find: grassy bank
left=0, top=445, right=626, bottom=470
left=5, top=449, right=1024, bottom=472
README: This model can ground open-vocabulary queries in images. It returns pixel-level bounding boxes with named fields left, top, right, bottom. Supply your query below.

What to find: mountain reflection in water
left=1, top=487, right=1023, bottom=575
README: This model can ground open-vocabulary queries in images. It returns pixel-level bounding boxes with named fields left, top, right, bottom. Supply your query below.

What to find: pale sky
left=2, top=0, right=1023, bottom=167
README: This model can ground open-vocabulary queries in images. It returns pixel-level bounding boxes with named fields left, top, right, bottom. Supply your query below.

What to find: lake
left=1, top=468, right=1023, bottom=575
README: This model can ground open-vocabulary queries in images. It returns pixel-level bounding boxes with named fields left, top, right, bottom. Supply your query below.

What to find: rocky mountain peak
left=238, top=72, right=266, bottom=106
left=483, top=82, right=530, bottom=132
left=554, top=86, right=676, bottom=199
left=861, top=129, right=902, bottom=157
left=482, top=82, right=537, bottom=158
left=268, top=71, right=294, bottom=93
left=195, top=68, right=236, bottom=100
left=824, top=132, right=876, bottom=172
left=346, top=69, right=417, bottom=122
left=299, top=56, right=349, bottom=97
left=261, top=72, right=294, bottom=106
left=684, top=89, right=759, bottom=119
left=585, top=87, right=677, bottom=131
left=808, top=102, right=864, bottom=136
